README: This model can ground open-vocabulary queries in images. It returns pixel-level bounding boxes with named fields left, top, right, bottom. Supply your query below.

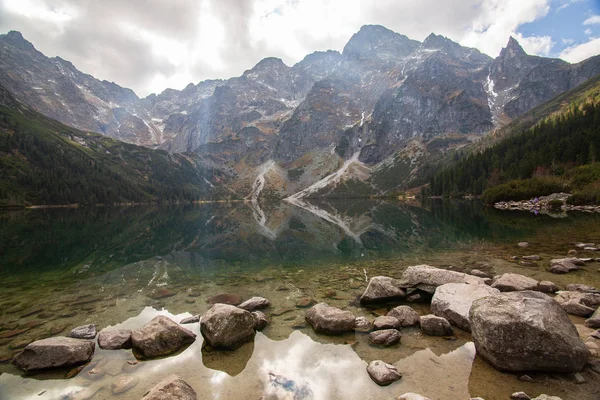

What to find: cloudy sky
left=1, top=0, right=599, bottom=97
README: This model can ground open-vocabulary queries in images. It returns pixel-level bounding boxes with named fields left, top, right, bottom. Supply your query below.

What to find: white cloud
left=560, top=37, right=600, bottom=62
left=584, top=15, right=600, bottom=25
left=586, top=28, right=593, bottom=35
left=562, top=38, right=575, bottom=45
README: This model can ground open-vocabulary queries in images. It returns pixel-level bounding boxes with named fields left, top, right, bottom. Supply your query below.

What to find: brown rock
left=131, top=316, right=196, bottom=359
left=206, top=294, right=242, bottom=306
left=12, top=337, right=95, bottom=372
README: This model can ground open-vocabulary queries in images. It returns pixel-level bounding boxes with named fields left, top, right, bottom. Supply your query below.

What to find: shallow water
left=0, top=199, right=599, bottom=400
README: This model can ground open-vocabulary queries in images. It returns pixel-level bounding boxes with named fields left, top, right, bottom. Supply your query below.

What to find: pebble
left=518, top=375, right=535, bottom=383
left=511, top=392, right=531, bottom=400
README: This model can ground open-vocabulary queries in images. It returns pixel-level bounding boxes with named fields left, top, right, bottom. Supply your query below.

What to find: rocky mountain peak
left=244, top=57, right=289, bottom=75
left=500, top=36, right=527, bottom=59
left=342, top=24, right=420, bottom=61
left=422, top=33, right=455, bottom=50
left=1, top=31, right=35, bottom=51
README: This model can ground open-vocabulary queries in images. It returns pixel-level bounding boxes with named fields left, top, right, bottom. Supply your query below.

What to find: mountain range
left=1, top=25, right=599, bottom=201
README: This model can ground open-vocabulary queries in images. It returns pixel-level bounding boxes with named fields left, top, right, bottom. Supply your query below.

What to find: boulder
left=565, top=284, right=599, bottom=294
left=98, top=329, right=132, bottom=350
left=200, top=304, right=256, bottom=349
left=180, top=315, right=200, bottom=324
left=491, top=273, right=538, bottom=292
left=398, top=265, right=485, bottom=294
left=354, top=316, right=373, bottom=333
left=142, top=374, right=197, bottom=400
left=469, top=291, right=589, bottom=372
left=305, top=303, right=355, bottom=335
left=368, top=329, right=401, bottom=346
left=207, top=294, right=242, bottom=306
left=549, top=259, right=580, bottom=274
left=132, top=316, right=196, bottom=358
left=469, top=269, right=490, bottom=278
left=511, top=393, right=530, bottom=400
left=238, top=297, right=270, bottom=311
left=360, top=276, right=405, bottom=304
left=431, top=283, right=500, bottom=331
left=387, top=305, right=420, bottom=327
left=554, top=291, right=600, bottom=317
left=373, top=316, right=402, bottom=330
left=366, top=360, right=402, bottom=386
left=536, top=281, right=558, bottom=293
left=12, top=337, right=95, bottom=372
left=585, top=308, right=600, bottom=329
left=252, top=311, right=268, bottom=331
left=522, top=255, right=541, bottom=261
left=68, top=324, right=97, bottom=339
left=419, top=315, right=453, bottom=336
left=531, top=396, right=562, bottom=400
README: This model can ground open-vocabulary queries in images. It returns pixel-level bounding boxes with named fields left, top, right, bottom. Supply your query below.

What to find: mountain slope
left=0, top=84, right=228, bottom=207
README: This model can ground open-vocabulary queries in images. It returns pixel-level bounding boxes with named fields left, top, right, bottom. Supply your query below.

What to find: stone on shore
left=511, top=393, right=530, bottom=400
left=565, top=284, right=599, bottom=294
left=491, top=273, right=538, bottom=292
left=360, top=276, right=405, bottom=304
left=238, top=297, right=270, bottom=311
left=373, top=316, right=402, bottom=330
left=252, top=311, right=268, bottom=331
left=366, top=360, right=402, bottom=386
left=142, top=374, right=197, bottom=400
left=586, top=308, right=600, bottom=329
left=200, top=304, right=256, bottom=349
left=554, top=291, right=600, bottom=317
left=131, top=316, right=196, bottom=358
left=398, top=265, right=486, bottom=294
left=354, top=316, right=373, bottom=333
left=12, top=337, right=95, bottom=372
left=431, top=283, right=500, bottom=331
left=68, top=324, right=97, bottom=339
left=469, top=291, right=589, bottom=372
left=368, top=329, right=401, bottom=346
left=419, top=315, right=453, bottom=336
left=180, top=315, right=200, bottom=324
left=549, top=258, right=581, bottom=274
left=98, top=329, right=132, bottom=350
left=305, top=303, right=355, bottom=335
left=537, top=281, right=559, bottom=293
left=387, top=305, right=420, bottom=327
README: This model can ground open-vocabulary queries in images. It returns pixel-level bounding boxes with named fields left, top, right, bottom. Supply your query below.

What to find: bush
left=567, top=185, right=600, bottom=205
left=547, top=199, right=563, bottom=211
left=481, top=177, right=567, bottom=205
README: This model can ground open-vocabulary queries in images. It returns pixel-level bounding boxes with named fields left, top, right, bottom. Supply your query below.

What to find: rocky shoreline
left=494, top=193, right=600, bottom=214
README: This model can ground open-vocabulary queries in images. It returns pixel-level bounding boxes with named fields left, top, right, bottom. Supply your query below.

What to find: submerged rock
left=207, top=294, right=242, bottom=306
left=398, top=265, right=485, bottom=294
left=366, top=360, right=402, bottom=386
left=354, top=316, right=373, bottom=333
left=131, top=316, right=196, bottom=358
left=305, top=303, right=355, bottom=335
left=368, top=329, right=401, bottom=346
left=238, top=296, right=270, bottom=311
left=554, top=291, right=600, bottom=317
left=68, top=324, right=96, bottom=339
left=387, top=305, right=420, bottom=327
left=252, top=311, right=268, bottom=331
left=419, top=315, right=453, bottom=336
left=12, top=337, right=95, bottom=372
left=112, top=376, right=139, bottom=394
left=549, top=258, right=581, bottom=274
left=431, top=283, right=500, bottom=331
left=200, top=304, right=256, bottom=349
left=491, top=273, right=538, bottom=292
left=360, top=276, right=405, bottom=304
left=98, top=329, right=132, bottom=350
left=469, top=291, right=589, bottom=372
left=373, top=316, right=402, bottom=330
left=142, top=374, right=197, bottom=400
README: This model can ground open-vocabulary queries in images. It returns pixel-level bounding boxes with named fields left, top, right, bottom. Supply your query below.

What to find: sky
left=0, top=0, right=599, bottom=98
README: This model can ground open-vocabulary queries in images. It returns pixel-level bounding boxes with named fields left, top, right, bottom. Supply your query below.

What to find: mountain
left=0, top=83, right=228, bottom=207
left=1, top=27, right=599, bottom=200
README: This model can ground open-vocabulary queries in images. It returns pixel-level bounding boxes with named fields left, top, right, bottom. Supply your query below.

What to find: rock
left=511, top=393, right=531, bottom=400
left=112, top=376, right=138, bottom=394
left=131, top=315, right=196, bottom=358
left=207, top=294, right=242, bottom=306
left=373, top=316, right=402, bottom=330
left=398, top=265, right=486, bottom=294
left=593, top=330, right=600, bottom=340
left=252, top=311, right=268, bottom=331
left=12, top=337, right=95, bottom=372
left=200, top=304, right=256, bottom=349
left=573, top=372, right=585, bottom=384
left=491, top=273, right=538, bottom=292
left=295, top=297, right=316, bottom=308
left=305, top=303, right=355, bottom=335
left=566, top=284, right=599, bottom=293
left=519, top=375, right=535, bottom=382
left=554, top=291, right=600, bottom=317
left=585, top=307, right=600, bottom=328
left=354, top=316, right=373, bottom=333
left=68, top=324, right=96, bottom=339
left=366, top=360, right=402, bottom=386
left=180, top=315, right=200, bottom=324
left=387, top=305, right=420, bottom=327
left=469, top=269, right=489, bottom=278
left=368, top=329, right=401, bottom=346
left=469, top=291, right=589, bottom=372
left=522, top=255, right=541, bottom=261
left=518, top=242, right=529, bottom=248
left=323, top=289, right=337, bottom=298
left=398, top=393, right=431, bottom=400
left=549, top=258, right=580, bottom=274
left=271, top=307, right=295, bottom=316
left=142, top=374, right=197, bottom=400
left=419, top=315, right=453, bottom=336
left=147, top=288, right=177, bottom=299
left=359, top=276, right=405, bottom=304
left=238, top=296, right=270, bottom=311
left=98, top=329, right=132, bottom=350
left=536, top=281, right=559, bottom=293
left=431, top=283, right=500, bottom=331
left=568, top=249, right=578, bottom=255
left=531, top=396, right=562, bottom=400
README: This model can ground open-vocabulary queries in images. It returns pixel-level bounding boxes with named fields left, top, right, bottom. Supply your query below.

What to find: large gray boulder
left=68, top=324, right=97, bottom=339
left=387, top=306, right=420, bottom=327
left=98, top=329, right=132, bottom=350
left=366, top=360, right=402, bottom=386
left=491, top=273, right=538, bottom=292
left=132, top=316, right=196, bottom=358
left=554, top=291, right=600, bottom=317
left=431, top=283, right=500, bottom=331
left=586, top=307, right=600, bottom=329
left=305, top=303, right=355, bottom=334
left=200, top=304, right=256, bottom=349
left=12, top=337, right=95, bottom=372
left=142, top=374, right=197, bottom=400
left=398, top=265, right=485, bottom=294
left=360, top=276, right=405, bottom=304
left=470, top=291, right=589, bottom=372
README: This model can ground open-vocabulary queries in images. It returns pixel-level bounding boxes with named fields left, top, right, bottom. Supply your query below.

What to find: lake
left=1, top=199, right=599, bottom=399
